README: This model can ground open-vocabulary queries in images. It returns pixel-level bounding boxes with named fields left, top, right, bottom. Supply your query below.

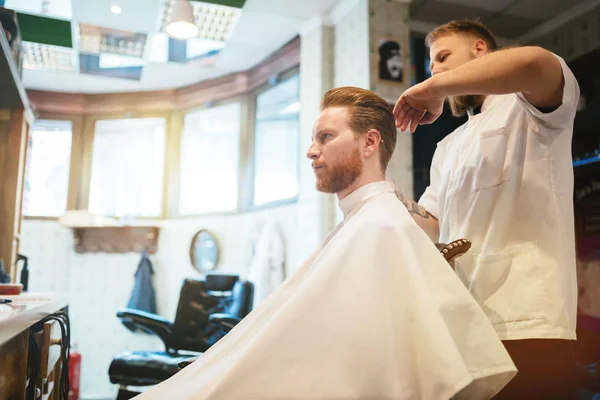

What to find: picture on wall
left=377, top=38, right=404, bottom=84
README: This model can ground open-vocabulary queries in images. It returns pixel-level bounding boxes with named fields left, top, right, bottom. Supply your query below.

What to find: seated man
left=137, top=87, right=516, bottom=399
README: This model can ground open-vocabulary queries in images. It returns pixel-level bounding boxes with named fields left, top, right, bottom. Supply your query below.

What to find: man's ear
left=472, top=39, right=488, bottom=57
left=363, top=129, right=382, bottom=159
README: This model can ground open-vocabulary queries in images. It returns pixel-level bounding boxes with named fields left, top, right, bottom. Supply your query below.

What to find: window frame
left=246, top=67, right=301, bottom=211
left=173, top=96, right=244, bottom=218
left=84, top=111, right=171, bottom=220
left=22, top=112, right=82, bottom=220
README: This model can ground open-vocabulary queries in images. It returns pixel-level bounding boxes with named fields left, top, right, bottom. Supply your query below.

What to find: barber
left=393, top=20, right=580, bottom=399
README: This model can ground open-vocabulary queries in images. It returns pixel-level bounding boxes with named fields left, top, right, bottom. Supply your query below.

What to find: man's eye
left=321, top=133, right=329, bottom=140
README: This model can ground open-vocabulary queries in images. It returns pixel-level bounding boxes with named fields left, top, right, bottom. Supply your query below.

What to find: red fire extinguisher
left=68, top=343, right=81, bottom=400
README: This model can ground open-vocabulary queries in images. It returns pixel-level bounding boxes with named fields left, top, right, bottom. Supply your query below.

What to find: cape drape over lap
left=138, top=182, right=516, bottom=400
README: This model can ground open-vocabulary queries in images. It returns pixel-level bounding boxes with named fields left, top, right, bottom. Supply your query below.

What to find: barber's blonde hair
left=321, top=87, right=396, bottom=171
left=426, top=19, right=498, bottom=51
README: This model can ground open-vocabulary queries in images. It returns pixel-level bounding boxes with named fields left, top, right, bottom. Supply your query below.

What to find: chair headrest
left=205, top=274, right=239, bottom=291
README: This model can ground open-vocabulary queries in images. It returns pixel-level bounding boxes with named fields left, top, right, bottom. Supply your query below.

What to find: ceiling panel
left=243, top=0, right=339, bottom=19
left=226, top=10, right=301, bottom=47
left=410, top=0, right=494, bottom=25
left=214, top=41, right=278, bottom=71
left=504, top=0, right=589, bottom=20
left=430, top=0, right=516, bottom=13
left=71, top=0, right=164, bottom=33
left=4, top=0, right=72, bottom=20
left=483, top=13, right=540, bottom=39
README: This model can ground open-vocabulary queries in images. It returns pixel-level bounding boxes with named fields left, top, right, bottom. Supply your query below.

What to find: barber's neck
left=336, top=167, right=385, bottom=201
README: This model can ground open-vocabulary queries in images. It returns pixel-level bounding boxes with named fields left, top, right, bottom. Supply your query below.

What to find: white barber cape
left=138, top=181, right=516, bottom=400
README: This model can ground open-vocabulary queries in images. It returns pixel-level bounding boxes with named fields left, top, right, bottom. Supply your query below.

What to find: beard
left=448, top=94, right=485, bottom=117
left=316, top=147, right=363, bottom=194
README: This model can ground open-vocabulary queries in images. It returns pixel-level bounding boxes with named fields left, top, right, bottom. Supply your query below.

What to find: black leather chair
left=109, top=274, right=254, bottom=399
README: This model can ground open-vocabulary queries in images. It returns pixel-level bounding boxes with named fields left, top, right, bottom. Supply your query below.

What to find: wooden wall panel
left=0, top=109, right=27, bottom=278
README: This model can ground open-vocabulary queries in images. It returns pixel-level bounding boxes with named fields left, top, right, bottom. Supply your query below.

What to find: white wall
left=368, top=0, right=414, bottom=197
left=333, top=0, right=370, bottom=89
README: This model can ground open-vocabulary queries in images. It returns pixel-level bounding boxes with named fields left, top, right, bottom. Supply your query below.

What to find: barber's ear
left=363, top=129, right=382, bottom=158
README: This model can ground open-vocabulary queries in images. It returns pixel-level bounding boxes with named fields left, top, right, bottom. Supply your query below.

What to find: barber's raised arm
left=428, top=46, right=563, bottom=109
left=394, top=46, right=565, bottom=132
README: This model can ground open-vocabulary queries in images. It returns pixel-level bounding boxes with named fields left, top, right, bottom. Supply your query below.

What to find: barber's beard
left=316, top=148, right=363, bottom=194
left=448, top=94, right=485, bottom=117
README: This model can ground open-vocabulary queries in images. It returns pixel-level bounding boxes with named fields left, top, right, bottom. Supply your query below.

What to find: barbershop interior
left=2, top=0, right=600, bottom=399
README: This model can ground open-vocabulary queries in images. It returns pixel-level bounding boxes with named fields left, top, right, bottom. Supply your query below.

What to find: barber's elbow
left=523, top=47, right=557, bottom=78
left=521, top=47, right=563, bottom=107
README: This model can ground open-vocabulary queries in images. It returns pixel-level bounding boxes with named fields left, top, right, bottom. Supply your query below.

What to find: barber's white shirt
left=419, top=54, right=580, bottom=340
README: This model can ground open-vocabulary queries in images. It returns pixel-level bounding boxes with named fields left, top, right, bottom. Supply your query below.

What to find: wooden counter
left=0, top=293, right=68, bottom=345
left=0, top=293, right=68, bottom=400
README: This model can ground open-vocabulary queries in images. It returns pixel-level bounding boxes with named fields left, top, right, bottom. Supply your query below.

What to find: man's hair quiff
left=426, top=19, right=498, bottom=51
left=321, top=87, right=397, bottom=171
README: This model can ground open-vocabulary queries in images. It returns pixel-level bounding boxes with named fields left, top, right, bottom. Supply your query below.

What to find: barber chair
left=108, top=274, right=254, bottom=399
left=176, top=238, right=474, bottom=372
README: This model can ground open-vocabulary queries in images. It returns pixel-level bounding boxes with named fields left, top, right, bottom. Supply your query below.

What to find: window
left=253, top=73, right=300, bottom=206
left=23, top=120, right=73, bottom=217
left=179, top=103, right=241, bottom=215
left=88, top=118, right=166, bottom=217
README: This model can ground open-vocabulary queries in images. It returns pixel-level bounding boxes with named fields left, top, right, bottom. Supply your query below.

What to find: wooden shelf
left=0, top=25, right=34, bottom=124
left=71, top=226, right=160, bottom=254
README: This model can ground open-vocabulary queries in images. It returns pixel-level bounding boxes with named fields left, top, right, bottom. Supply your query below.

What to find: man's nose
left=306, top=142, right=319, bottom=160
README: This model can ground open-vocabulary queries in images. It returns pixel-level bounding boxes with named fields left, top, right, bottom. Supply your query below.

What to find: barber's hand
left=393, top=79, right=445, bottom=133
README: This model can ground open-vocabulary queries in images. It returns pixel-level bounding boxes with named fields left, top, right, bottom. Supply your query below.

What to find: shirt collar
left=467, top=95, right=496, bottom=119
left=338, top=181, right=394, bottom=217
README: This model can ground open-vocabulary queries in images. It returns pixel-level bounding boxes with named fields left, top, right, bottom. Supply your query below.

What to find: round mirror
left=190, top=230, right=219, bottom=272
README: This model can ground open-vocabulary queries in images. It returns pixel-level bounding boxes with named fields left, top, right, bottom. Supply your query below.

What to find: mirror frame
left=189, top=229, right=220, bottom=272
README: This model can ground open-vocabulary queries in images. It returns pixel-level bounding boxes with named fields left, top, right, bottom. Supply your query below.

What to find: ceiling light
left=160, top=1, right=240, bottom=42
left=110, top=5, right=122, bottom=14
left=166, top=0, right=199, bottom=40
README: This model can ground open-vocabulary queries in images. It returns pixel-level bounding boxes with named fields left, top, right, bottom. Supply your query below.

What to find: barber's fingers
left=395, top=101, right=413, bottom=129
left=393, top=96, right=412, bottom=128
left=419, top=111, right=440, bottom=125
left=393, top=96, right=405, bottom=123
left=400, top=108, right=422, bottom=133
left=410, top=110, right=426, bottom=133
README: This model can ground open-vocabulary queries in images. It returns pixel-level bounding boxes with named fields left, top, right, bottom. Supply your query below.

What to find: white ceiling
left=19, top=0, right=339, bottom=93
left=16, top=0, right=598, bottom=93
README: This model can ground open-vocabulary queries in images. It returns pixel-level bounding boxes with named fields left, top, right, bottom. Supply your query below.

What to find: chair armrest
left=117, top=308, right=175, bottom=351
left=209, top=313, right=241, bottom=331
